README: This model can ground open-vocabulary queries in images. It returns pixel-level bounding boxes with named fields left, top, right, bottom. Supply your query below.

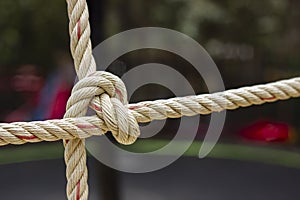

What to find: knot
left=65, top=71, right=140, bottom=145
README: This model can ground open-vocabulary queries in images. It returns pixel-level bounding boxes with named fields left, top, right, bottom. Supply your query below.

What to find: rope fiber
left=0, top=0, right=299, bottom=199
left=1, top=76, right=299, bottom=147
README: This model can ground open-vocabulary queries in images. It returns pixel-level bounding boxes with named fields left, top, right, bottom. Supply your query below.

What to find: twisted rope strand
left=127, top=77, right=300, bottom=122
left=0, top=116, right=105, bottom=146
left=65, top=0, right=97, bottom=199
left=1, top=76, right=299, bottom=147
left=1, top=0, right=297, bottom=199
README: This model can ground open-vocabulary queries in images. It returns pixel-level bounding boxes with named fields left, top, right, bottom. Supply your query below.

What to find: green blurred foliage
left=0, top=0, right=68, bottom=71
left=98, top=0, right=300, bottom=129
left=101, top=0, right=300, bottom=81
left=0, top=0, right=299, bottom=81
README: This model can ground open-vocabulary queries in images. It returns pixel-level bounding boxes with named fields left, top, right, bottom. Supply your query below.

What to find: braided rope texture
left=0, top=0, right=299, bottom=199
left=1, top=76, right=299, bottom=147
left=64, top=0, right=96, bottom=198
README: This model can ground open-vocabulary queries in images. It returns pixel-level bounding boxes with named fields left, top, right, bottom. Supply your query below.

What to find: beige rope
left=67, top=71, right=140, bottom=145
left=127, top=76, right=300, bottom=122
left=64, top=0, right=96, bottom=199
left=0, top=116, right=104, bottom=146
left=1, top=76, right=299, bottom=147
left=64, top=0, right=300, bottom=198
left=0, top=0, right=298, bottom=199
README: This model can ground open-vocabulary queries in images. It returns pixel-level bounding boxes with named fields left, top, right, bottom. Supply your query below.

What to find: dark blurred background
left=0, top=0, right=300, bottom=199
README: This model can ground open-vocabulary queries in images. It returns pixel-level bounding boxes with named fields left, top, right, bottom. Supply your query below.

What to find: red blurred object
left=240, top=120, right=289, bottom=142
left=48, top=82, right=71, bottom=120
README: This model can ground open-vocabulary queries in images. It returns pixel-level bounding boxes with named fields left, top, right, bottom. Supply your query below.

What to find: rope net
left=1, top=76, right=299, bottom=146
left=0, top=0, right=299, bottom=199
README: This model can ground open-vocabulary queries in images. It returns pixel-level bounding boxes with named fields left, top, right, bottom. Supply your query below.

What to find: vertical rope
left=64, top=0, right=96, bottom=199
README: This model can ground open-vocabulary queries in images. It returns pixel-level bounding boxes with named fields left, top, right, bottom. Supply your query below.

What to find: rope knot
left=65, top=71, right=140, bottom=145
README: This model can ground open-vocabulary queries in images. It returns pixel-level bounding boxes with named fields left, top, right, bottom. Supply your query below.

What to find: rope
left=67, top=71, right=140, bottom=144
left=1, top=76, right=299, bottom=147
left=119, top=77, right=300, bottom=122
left=0, top=0, right=299, bottom=199
left=64, top=0, right=96, bottom=199
left=0, top=116, right=103, bottom=146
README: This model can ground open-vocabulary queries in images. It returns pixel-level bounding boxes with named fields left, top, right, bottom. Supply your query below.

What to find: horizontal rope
left=0, top=76, right=299, bottom=146
left=127, top=77, right=300, bottom=122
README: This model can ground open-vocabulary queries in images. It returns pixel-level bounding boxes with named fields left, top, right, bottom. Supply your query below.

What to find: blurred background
left=0, top=0, right=300, bottom=199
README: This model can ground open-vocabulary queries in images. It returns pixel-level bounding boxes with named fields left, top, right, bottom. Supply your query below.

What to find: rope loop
left=65, top=71, right=140, bottom=145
